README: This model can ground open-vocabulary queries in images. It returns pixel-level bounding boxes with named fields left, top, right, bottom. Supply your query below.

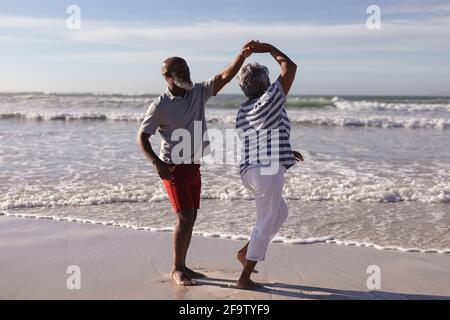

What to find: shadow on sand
left=195, top=277, right=450, bottom=300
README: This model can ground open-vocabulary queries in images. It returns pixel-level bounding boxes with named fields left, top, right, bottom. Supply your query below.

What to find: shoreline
left=1, top=211, right=449, bottom=255
left=1, top=215, right=450, bottom=299
left=2, top=91, right=450, bottom=99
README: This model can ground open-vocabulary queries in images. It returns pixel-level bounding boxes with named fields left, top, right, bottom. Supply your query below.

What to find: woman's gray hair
left=237, top=63, right=270, bottom=99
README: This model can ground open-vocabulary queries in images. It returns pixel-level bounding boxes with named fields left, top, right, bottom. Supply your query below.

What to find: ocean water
left=1, top=92, right=449, bottom=253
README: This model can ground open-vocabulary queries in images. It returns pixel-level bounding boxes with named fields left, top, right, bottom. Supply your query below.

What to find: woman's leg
left=245, top=167, right=285, bottom=262
left=268, top=167, right=288, bottom=239
left=236, top=241, right=249, bottom=264
left=236, top=241, right=259, bottom=273
left=236, top=259, right=259, bottom=289
left=237, top=167, right=285, bottom=289
left=270, top=199, right=288, bottom=239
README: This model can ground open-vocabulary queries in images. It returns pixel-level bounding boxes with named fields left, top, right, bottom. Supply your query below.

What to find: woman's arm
left=252, top=42, right=297, bottom=95
left=213, top=40, right=256, bottom=96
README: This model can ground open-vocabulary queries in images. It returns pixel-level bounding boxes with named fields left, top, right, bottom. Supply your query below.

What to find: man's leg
left=172, top=209, right=196, bottom=286
left=182, top=209, right=206, bottom=278
left=183, top=209, right=197, bottom=266
left=182, top=165, right=205, bottom=278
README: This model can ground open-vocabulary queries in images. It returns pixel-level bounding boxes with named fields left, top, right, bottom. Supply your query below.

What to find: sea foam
left=3, top=212, right=449, bottom=255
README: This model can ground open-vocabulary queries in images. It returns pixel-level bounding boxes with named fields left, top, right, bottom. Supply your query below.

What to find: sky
left=1, top=0, right=450, bottom=95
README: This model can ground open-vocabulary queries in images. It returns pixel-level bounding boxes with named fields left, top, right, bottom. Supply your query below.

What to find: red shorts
left=162, top=164, right=201, bottom=213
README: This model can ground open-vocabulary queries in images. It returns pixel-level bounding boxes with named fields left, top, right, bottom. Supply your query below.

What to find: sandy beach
left=1, top=216, right=449, bottom=300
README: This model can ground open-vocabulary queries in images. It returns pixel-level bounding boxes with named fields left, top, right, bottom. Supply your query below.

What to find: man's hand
left=154, top=159, right=176, bottom=180
left=293, top=150, right=304, bottom=162
left=240, top=40, right=257, bottom=58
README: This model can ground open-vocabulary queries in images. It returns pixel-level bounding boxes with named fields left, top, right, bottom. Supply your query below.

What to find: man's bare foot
left=185, top=267, right=206, bottom=279
left=171, top=270, right=196, bottom=286
left=236, top=252, right=258, bottom=273
left=236, top=278, right=262, bottom=290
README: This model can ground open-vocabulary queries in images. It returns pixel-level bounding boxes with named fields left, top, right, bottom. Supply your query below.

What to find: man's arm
left=213, top=40, right=256, bottom=96
left=136, top=132, right=174, bottom=179
left=252, top=42, right=297, bottom=95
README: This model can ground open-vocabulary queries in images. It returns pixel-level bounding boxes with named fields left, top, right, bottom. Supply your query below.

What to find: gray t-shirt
left=139, top=78, right=215, bottom=164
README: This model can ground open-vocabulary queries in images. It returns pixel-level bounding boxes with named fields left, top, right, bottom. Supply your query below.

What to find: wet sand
left=1, top=216, right=449, bottom=300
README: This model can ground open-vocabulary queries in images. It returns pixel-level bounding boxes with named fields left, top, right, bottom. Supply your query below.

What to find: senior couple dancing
left=137, top=40, right=303, bottom=289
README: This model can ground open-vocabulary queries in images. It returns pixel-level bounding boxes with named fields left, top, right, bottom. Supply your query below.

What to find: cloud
left=2, top=14, right=450, bottom=56
left=41, top=50, right=231, bottom=64
left=1, top=14, right=450, bottom=94
left=0, top=15, right=62, bottom=29
left=383, top=3, right=450, bottom=15
left=62, top=18, right=450, bottom=53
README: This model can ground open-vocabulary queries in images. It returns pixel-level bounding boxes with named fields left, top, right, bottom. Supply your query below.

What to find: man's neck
left=168, top=85, right=187, bottom=97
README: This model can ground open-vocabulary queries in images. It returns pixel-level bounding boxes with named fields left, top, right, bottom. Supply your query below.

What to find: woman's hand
left=251, top=41, right=297, bottom=95
left=251, top=41, right=273, bottom=53
left=293, top=150, right=304, bottom=162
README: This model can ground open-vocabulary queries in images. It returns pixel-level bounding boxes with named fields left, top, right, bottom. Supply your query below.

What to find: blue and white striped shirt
left=236, top=80, right=296, bottom=176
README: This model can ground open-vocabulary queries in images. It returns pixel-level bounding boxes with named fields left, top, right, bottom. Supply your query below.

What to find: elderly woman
left=235, top=42, right=303, bottom=289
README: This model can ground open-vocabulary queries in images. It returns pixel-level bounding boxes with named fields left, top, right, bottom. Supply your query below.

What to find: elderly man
left=136, top=41, right=255, bottom=286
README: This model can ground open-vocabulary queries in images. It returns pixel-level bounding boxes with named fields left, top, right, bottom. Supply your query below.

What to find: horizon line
left=1, top=90, right=450, bottom=98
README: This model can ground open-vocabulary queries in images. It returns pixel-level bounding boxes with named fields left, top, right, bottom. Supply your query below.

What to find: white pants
left=241, top=166, right=288, bottom=262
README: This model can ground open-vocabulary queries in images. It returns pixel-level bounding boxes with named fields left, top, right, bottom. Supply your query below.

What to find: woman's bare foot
left=171, top=270, right=196, bottom=286
left=185, top=267, right=206, bottom=279
left=236, top=278, right=262, bottom=290
left=236, top=252, right=258, bottom=273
